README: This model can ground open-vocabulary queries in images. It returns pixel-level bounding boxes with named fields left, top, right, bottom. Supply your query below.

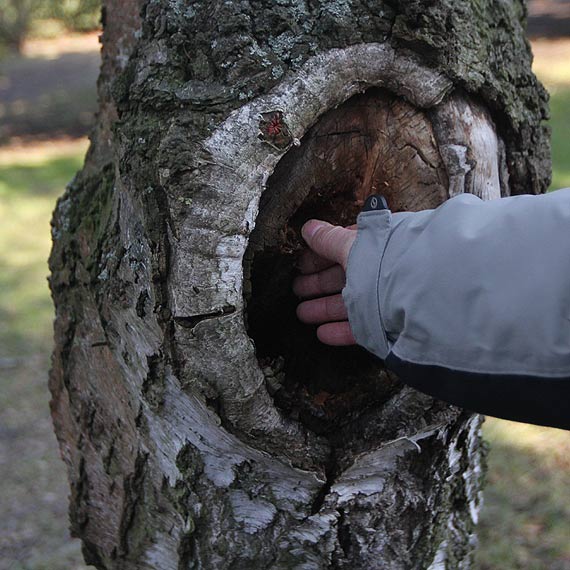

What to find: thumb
left=301, top=219, right=356, bottom=269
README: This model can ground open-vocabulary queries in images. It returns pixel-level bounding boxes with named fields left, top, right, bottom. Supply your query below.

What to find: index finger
left=296, top=224, right=358, bottom=275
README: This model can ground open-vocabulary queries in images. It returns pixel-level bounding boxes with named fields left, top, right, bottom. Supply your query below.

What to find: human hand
left=293, top=220, right=357, bottom=346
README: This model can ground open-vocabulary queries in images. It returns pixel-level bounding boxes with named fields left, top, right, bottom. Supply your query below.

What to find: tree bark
left=49, top=1, right=550, bottom=569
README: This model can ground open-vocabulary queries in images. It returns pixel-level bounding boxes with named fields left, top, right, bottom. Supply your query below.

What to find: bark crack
left=174, top=305, right=236, bottom=330
left=314, top=129, right=366, bottom=138
left=336, top=507, right=352, bottom=561
left=310, top=449, right=338, bottom=515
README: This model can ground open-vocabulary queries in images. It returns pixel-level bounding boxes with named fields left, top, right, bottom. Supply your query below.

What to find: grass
left=0, top=37, right=568, bottom=570
left=549, top=87, right=570, bottom=190
left=0, top=140, right=92, bottom=570
left=0, top=149, right=86, bottom=357
left=531, top=38, right=570, bottom=190
left=476, top=419, right=570, bottom=570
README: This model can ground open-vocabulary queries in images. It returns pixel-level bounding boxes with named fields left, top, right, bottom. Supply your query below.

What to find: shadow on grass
left=477, top=418, right=570, bottom=570
left=0, top=49, right=99, bottom=145
left=528, top=0, right=570, bottom=39
left=0, top=360, right=93, bottom=570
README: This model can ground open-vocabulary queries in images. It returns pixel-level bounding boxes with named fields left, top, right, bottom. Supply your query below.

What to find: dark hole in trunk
left=246, top=218, right=396, bottom=436
left=244, top=88, right=448, bottom=434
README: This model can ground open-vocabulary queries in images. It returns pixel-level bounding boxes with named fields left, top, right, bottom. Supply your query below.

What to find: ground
left=0, top=26, right=569, bottom=570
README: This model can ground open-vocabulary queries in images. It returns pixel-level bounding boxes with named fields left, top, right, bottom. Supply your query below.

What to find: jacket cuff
left=342, top=209, right=392, bottom=359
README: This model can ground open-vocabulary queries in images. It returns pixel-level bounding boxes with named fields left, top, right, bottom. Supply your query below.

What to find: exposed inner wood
left=245, top=88, right=449, bottom=433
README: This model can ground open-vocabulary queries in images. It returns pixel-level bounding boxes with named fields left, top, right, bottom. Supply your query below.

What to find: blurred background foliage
left=0, top=0, right=101, bottom=55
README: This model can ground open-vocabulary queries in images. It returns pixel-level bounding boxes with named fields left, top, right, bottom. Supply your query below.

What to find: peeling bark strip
left=49, top=1, right=549, bottom=569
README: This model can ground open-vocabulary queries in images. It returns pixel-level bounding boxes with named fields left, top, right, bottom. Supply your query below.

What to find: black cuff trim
left=385, top=353, right=570, bottom=430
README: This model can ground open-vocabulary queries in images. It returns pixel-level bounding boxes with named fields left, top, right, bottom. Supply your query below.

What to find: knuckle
left=316, top=268, right=327, bottom=291
left=326, top=294, right=344, bottom=319
left=312, top=225, right=329, bottom=250
left=324, top=296, right=333, bottom=318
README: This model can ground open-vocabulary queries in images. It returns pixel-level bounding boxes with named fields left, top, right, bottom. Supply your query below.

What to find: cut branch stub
left=258, top=110, right=296, bottom=150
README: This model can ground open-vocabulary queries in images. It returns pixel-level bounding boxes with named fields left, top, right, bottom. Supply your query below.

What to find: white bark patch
left=145, top=372, right=323, bottom=499
left=427, top=540, right=448, bottom=570
left=463, top=414, right=485, bottom=525
left=469, top=113, right=502, bottom=201
left=229, top=490, right=278, bottom=534
left=445, top=431, right=463, bottom=482
left=289, top=512, right=339, bottom=545
left=431, top=96, right=503, bottom=201
left=144, top=541, right=181, bottom=570
left=332, top=426, right=444, bottom=503
left=140, top=374, right=343, bottom=567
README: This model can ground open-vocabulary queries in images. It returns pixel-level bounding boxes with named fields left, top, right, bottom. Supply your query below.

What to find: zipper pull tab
left=362, top=194, right=389, bottom=212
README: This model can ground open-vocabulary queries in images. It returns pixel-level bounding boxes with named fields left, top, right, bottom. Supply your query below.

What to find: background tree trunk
left=0, top=0, right=35, bottom=53
left=49, top=1, right=550, bottom=568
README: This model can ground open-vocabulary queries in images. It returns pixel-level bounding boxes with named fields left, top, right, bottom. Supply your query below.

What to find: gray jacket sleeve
left=342, top=189, right=570, bottom=430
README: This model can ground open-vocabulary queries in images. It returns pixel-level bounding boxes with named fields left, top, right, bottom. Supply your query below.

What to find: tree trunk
left=0, top=0, right=34, bottom=53
left=49, top=1, right=550, bottom=569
